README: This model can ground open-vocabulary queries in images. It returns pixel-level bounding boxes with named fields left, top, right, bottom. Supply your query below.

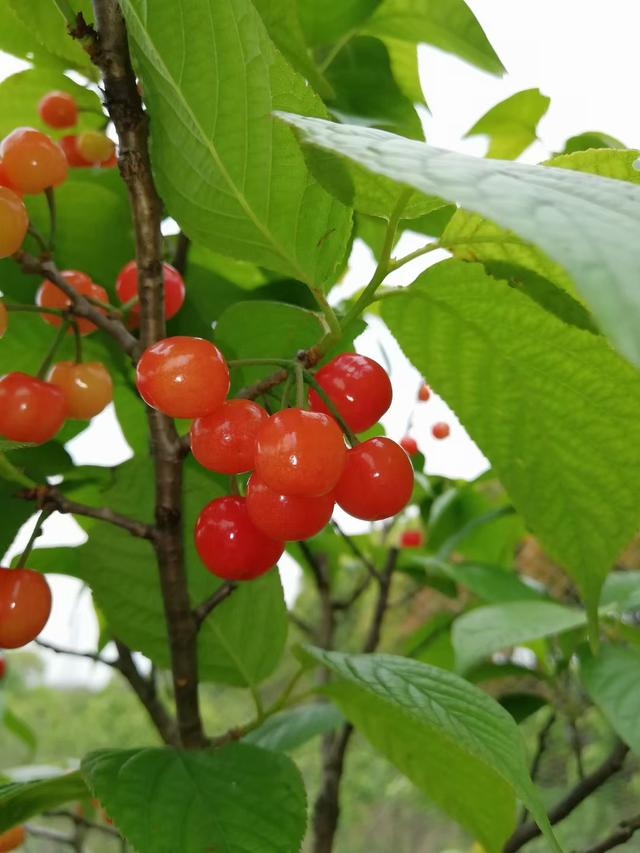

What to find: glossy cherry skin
left=48, top=361, right=113, bottom=420
left=308, top=353, right=392, bottom=434
left=0, top=373, right=66, bottom=443
left=116, top=260, right=185, bottom=322
left=58, top=135, right=92, bottom=167
left=191, top=399, right=268, bottom=474
left=0, top=567, right=52, bottom=648
left=1, top=127, right=67, bottom=194
left=136, top=336, right=229, bottom=419
left=0, top=187, right=28, bottom=258
left=0, top=826, right=26, bottom=852
left=194, top=496, right=284, bottom=580
left=0, top=301, right=7, bottom=338
left=335, top=437, right=413, bottom=521
left=400, top=530, right=423, bottom=548
left=0, top=159, right=19, bottom=191
left=77, top=130, right=115, bottom=164
left=255, top=408, right=346, bottom=497
left=400, top=435, right=418, bottom=456
left=246, top=474, right=334, bottom=541
left=38, top=90, right=78, bottom=128
left=418, top=383, right=431, bottom=402
left=432, top=421, right=450, bottom=440
left=37, top=270, right=108, bottom=335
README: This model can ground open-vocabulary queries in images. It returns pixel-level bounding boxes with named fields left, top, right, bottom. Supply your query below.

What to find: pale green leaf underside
left=120, top=0, right=351, bottom=288
left=464, top=87, right=550, bottom=159
left=278, top=114, right=640, bottom=366
left=580, top=645, right=640, bottom=754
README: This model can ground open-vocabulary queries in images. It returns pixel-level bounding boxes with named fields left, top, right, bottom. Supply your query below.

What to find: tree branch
left=193, top=582, right=237, bottom=629
left=172, top=232, right=190, bottom=275
left=581, top=813, right=640, bottom=853
left=518, top=710, right=556, bottom=824
left=44, top=810, right=122, bottom=839
left=331, top=521, right=380, bottom=581
left=503, top=739, right=630, bottom=852
left=35, top=638, right=114, bottom=665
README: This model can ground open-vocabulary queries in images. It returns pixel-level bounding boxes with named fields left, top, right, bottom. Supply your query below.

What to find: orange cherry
left=1, top=127, right=67, bottom=194
left=38, top=90, right=78, bottom=129
left=36, top=270, right=108, bottom=335
left=48, top=361, right=113, bottom=419
left=0, top=187, right=28, bottom=258
left=58, top=135, right=92, bottom=168
left=0, top=825, right=27, bottom=852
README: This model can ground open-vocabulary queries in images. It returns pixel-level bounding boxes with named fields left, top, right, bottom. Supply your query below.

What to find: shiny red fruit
left=432, top=422, right=450, bottom=440
left=59, top=135, right=92, bottom=167
left=191, top=399, right=268, bottom=474
left=255, top=408, right=346, bottom=497
left=0, top=826, right=26, bottom=852
left=308, top=353, right=392, bottom=433
left=37, top=270, right=109, bottom=335
left=0, top=372, right=66, bottom=443
left=38, top=91, right=78, bottom=129
left=246, top=474, right=334, bottom=541
left=194, top=496, right=283, bottom=580
left=0, top=159, right=19, bottom=192
left=136, top=336, right=229, bottom=419
left=116, top=261, right=185, bottom=322
left=1, top=127, right=67, bottom=194
left=0, top=567, right=52, bottom=648
left=400, top=530, right=423, bottom=548
left=400, top=435, right=418, bottom=456
left=335, top=437, right=413, bottom=521
left=47, top=361, right=113, bottom=419
left=0, top=186, right=28, bottom=258
left=418, top=382, right=431, bottom=402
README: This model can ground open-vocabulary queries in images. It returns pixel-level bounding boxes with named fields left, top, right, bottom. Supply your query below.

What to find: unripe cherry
left=432, top=422, right=450, bottom=440
left=47, top=361, right=113, bottom=419
left=0, top=186, right=28, bottom=258
left=335, top=437, right=413, bottom=521
left=36, top=270, right=108, bottom=336
left=38, top=90, right=78, bottom=129
left=246, top=474, right=334, bottom=541
left=0, top=567, right=52, bottom=648
left=400, top=435, right=418, bottom=456
left=0, top=372, right=66, bottom=443
left=59, top=135, right=92, bottom=168
left=191, top=399, right=268, bottom=474
left=0, top=826, right=26, bottom=852
left=1, top=127, right=67, bottom=193
left=77, top=130, right=115, bottom=164
left=116, top=261, right=185, bottom=323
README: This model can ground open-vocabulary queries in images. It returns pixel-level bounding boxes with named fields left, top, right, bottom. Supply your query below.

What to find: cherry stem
left=120, top=294, right=139, bottom=312
left=36, top=318, right=70, bottom=379
left=294, top=360, right=305, bottom=408
left=4, top=303, right=66, bottom=318
left=16, top=508, right=54, bottom=568
left=72, top=319, right=83, bottom=363
left=228, top=358, right=292, bottom=369
left=44, top=187, right=57, bottom=252
left=280, top=371, right=294, bottom=409
left=27, top=223, right=49, bottom=255
left=229, top=475, right=241, bottom=497
left=303, top=369, right=359, bottom=447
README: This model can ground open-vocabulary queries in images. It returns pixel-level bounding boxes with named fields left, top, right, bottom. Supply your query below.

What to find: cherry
left=0, top=301, right=7, bottom=338
left=101, top=149, right=117, bottom=168
left=136, top=336, right=229, bottom=419
left=400, top=435, right=418, bottom=456
left=0, top=159, right=19, bottom=191
left=48, top=361, right=113, bottom=419
left=0, top=567, right=52, bottom=648
left=246, top=474, right=334, bottom=541
left=400, top=530, right=423, bottom=548
left=194, top=496, right=284, bottom=580
left=59, top=135, right=92, bottom=168
left=432, top=421, right=450, bottom=440
left=418, top=382, right=431, bottom=402
left=191, top=399, right=268, bottom=474
left=0, top=655, right=5, bottom=679
left=0, top=826, right=26, bottom=852
left=1, top=127, right=67, bottom=194
left=0, top=187, right=28, bottom=258
left=36, top=270, right=108, bottom=335
left=255, top=408, right=346, bottom=497
left=77, top=130, right=115, bottom=164
left=0, top=373, right=65, bottom=443
left=334, top=437, right=413, bottom=521
left=308, top=352, right=392, bottom=433
left=116, top=261, right=185, bottom=323
left=38, top=90, right=78, bottom=129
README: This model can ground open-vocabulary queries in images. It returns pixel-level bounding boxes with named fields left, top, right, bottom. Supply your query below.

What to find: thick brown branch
left=193, top=582, right=238, bottom=628
left=503, top=739, right=630, bottom=852
left=581, top=813, right=640, bottom=853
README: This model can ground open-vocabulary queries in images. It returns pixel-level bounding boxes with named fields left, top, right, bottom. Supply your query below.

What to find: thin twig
left=331, top=521, right=380, bottom=581
left=44, top=809, right=122, bottom=839
left=193, top=582, right=238, bottom=628
left=581, top=813, right=640, bottom=853
left=35, top=638, right=114, bottom=666
left=518, top=710, right=556, bottom=824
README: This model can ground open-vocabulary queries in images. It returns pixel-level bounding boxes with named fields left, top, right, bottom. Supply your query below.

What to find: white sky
left=2, top=0, right=639, bottom=685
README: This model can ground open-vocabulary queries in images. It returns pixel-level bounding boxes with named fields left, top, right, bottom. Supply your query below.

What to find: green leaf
left=464, top=88, right=550, bottom=159
left=362, top=0, right=505, bottom=75
left=278, top=115, right=640, bottom=366
left=298, top=0, right=381, bottom=46
left=119, top=0, right=351, bottom=287
left=382, top=37, right=424, bottom=104
left=560, top=131, right=625, bottom=155
left=437, top=560, right=545, bottom=604
left=0, top=2, right=68, bottom=69
left=306, top=648, right=560, bottom=852
left=2, top=708, right=37, bottom=757
left=381, top=260, right=640, bottom=614
left=245, top=703, right=345, bottom=752
left=0, top=772, right=88, bottom=832
left=600, top=571, right=640, bottom=611
left=453, top=602, right=586, bottom=672
left=580, top=645, right=640, bottom=754
left=82, top=744, right=307, bottom=853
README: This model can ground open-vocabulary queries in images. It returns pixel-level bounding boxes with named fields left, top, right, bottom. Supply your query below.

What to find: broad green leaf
left=119, top=0, right=351, bottom=287
left=437, top=560, right=545, bottom=604
left=383, top=37, right=424, bottom=104
left=381, top=260, right=640, bottom=614
left=560, top=131, right=625, bottom=155
left=306, top=648, right=560, bottom=852
left=580, top=645, right=640, bottom=754
left=0, top=480, right=34, bottom=557
left=453, top=602, right=586, bottom=672
left=3, top=708, right=37, bottom=756
left=600, top=571, right=640, bottom=611
left=278, top=114, right=640, bottom=366
left=0, top=772, right=88, bottom=832
left=362, top=0, right=505, bottom=75
left=0, top=1, right=69, bottom=69
left=464, top=88, right=550, bottom=159
left=298, top=0, right=381, bottom=46
left=82, top=744, right=307, bottom=853
left=245, top=703, right=345, bottom=752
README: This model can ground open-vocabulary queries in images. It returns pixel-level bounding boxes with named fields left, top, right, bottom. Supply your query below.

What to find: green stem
left=311, top=289, right=342, bottom=360
left=295, top=361, right=305, bottom=408
left=0, top=453, right=37, bottom=489
left=280, top=371, right=294, bottom=409
left=387, top=240, right=442, bottom=272
left=264, top=667, right=306, bottom=716
left=17, top=508, right=53, bottom=567
left=4, top=303, right=67, bottom=318
left=229, top=474, right=241, bottom=496
left=318, top=28, right=357, bottom=72
left=45, top=187, right=56, bottom=252
left=27, top=224, right=49, bottom=255
left=250, top=685, right=266, bottom=723
left=303, top=370, right=358, bottom=446
left=72, top=319, right=83, bottom=363
left=36, top=319, right=70, bottom=379
left=228, top=358, right=292, bottom=369
left=120, top=294, right=139, bottom=312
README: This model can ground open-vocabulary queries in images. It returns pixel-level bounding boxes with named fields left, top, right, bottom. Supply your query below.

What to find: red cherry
left=116, top=261, right=185, bottom=322
left=136, top=336, right=229, bottom=419
left=0, top=655, right=5, bottom=679
left=400, top=530, right=423, bottom=548
left=58, top=135, right=92, bottom=168
left=0, top=159, right=20, bottom=192
left=400, top=435, right=418, bottom=456
left=0, top=826, right=26, bottom=852
left=38, top=91, right=78, bottom=129
left=0, top=186, right=28, bottom=258
left=1, top=127, right=67, bottom=194
left=432, top=422, right=450, bottom=440
left=0, top=301, right=7, bottom=338
left=36, top=270, right=109, bottom=335
left=194, top=496, right=284, bottom=580
left=308, top=353, right=392, bottom=433
left=246, top=474, right=334, bottom=541
left=191, top=399, right=268, bottom=474
left=335, top=437, right=413, bottom=521
left=0, top=372, right=65, bottom=443
left=418, top=382, right=431, bottom=402
left=255, top=408, right=346, bottom=497
left=47, top=361, right=113, bottom=419
left=0, top=567, right=52, bottom=648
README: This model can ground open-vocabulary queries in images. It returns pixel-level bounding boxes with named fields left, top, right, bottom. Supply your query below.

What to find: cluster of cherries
left=135, top=339, right=414, bottom=581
